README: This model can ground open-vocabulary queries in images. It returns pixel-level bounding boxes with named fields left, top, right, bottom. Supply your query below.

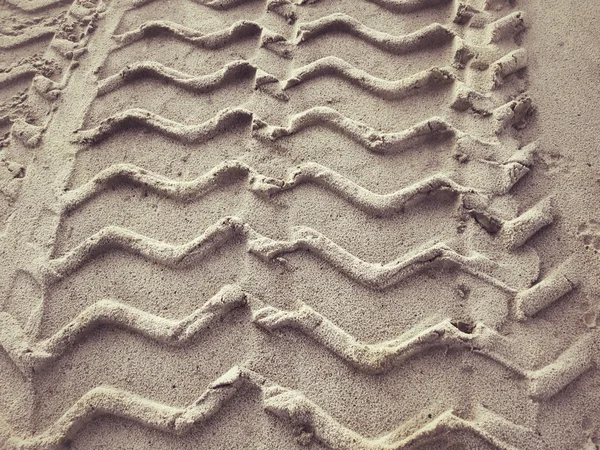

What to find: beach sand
left=1, top=0, right=600, bottom=448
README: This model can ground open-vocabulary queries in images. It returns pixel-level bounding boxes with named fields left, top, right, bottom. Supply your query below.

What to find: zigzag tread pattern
left=95, top=56, right=457, bottom=100
left=76, top=104, right=520, bottom=152
left=0, top=283, right=590, bottom=401
left=252, top=303, right=594, bottom=400
left=0, top=285, right=246, bottom=376
left=0, top=0, right=587, bottom=448
left=35, top=216, right=556, bottom=290
left=112, top=15, right=457, bottom=55
left=60, top=155, right=535, bottom=213
left=0, top=27, right=56, bottom=51
left=0, top=367, right=547, bottom=450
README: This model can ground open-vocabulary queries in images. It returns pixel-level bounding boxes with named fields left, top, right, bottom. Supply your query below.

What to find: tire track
left=112, top=20, right=292, bottom=58
left=0, top=266, right=581, bottom=383
left=60, top=156, right=531, bottom=212
left=35, top=216, right=551, bottom=291
left=253, top=304, right=593, bottom=399
left=0, top=366, right=547, bottom=450
left=294, top=14, right=454, bottom=53
left=0, top=285, right=247, bottom=376
left=75, top=106, right=483, bottom=150
left=1, top=0, right=586, bottom=447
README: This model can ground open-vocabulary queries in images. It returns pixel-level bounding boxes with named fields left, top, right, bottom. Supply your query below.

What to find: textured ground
left=1, top=0, right=600, bottom=449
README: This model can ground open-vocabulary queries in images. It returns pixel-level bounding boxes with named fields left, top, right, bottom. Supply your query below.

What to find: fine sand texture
left=1, top=0, right=600, bottom=449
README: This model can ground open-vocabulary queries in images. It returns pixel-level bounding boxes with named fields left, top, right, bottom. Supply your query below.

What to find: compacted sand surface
left=1, top=0, right=600, bottom=449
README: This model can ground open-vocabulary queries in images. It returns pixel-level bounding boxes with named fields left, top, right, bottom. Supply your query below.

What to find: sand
left=0, top=0, right=599, bottom=448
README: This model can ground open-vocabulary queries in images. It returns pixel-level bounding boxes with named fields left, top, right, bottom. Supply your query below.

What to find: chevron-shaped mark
left=294, top=14, right=455, bottom=53
left=0, top=365, right=545, bottom=450
left=76, top=105, right=492, bottom=151
left=253, top=304, right=595, bottom=399
left=61, top=156, right=531, bottom=217
left=75, top=107, right=253, bottom=145
left=112, top=20, right=292, bottom=58
left=96, top=60, right=279, bottom=97
left=1, top=256, right=581, bottom=383
left=35, top=217, right=516, bottom=291
left=0, top=285, right=246, bottom=377
left=282, top=57, right=455, bottom=99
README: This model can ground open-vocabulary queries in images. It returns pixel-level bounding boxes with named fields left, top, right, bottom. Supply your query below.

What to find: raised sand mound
left=1, top=0, right=600, bottom=449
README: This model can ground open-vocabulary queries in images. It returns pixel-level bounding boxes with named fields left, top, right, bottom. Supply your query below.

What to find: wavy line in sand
left=38, top=217, right=247, bottom=283
left=253, top=106, right=475, bottom=153
left=61, top=152, right=534, bottom=227
left=112, top=14, right=461, bottom=57
left=76, top=106, right=473, bottom=150
left=60, top=160, right=479, bottom=214
left=113, top=19, right=262, bottom=47
left=248, top=229, right=516, bottom=292
left=294, top=14, right=455, bottom=53
left=267, top=394, right=545, bottom=449
left=96, top=60, right=276, bottom=97
left=0, top=259, right=580, bottom=381
left=112, top=20, right=292, bottom=57
left=2, top=367, right=264, bottom=450
left=60, top=160, right=278, bottom=210
left=282, top=56, right=455, bottom=99
left=3, top=0, right=70, bottom=12
left=0, top=27, right=55, bottom=50
left=0, top=263, right=579, bottom=379
left=36, top=217, right=515, bottom=291
left=75, top=107, right=253, bottom=145
left=1, top=275, right=582, bottom=397
left=98, top=55, right=455, bottom=99
left=253, top=305, right=595, bottom=399
left=264, top=163, right=477, bottom=212
left=0, top=285, right=246, bottom=376
left=0, top=65, right=38, bottom=89
left=1, top=366, right=545, bottom=450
